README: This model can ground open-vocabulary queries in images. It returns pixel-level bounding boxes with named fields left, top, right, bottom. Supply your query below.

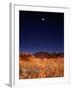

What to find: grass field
left=19, top=52, right=64, bottom=79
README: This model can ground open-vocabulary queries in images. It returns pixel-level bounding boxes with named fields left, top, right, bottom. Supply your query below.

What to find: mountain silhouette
left=20, top=51, right=64, bottom=60
left=33, top=51, right=64, bottom=58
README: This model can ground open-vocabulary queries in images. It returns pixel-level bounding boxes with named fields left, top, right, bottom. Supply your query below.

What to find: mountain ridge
left=20, top=51, right=64, bottom=60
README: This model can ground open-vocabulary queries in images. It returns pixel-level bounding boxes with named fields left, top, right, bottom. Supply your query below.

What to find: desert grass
left=19, top=53, right=64, bottom=79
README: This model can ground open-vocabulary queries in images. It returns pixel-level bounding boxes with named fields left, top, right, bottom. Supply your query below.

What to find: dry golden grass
left=19, top=53, right=64, bottom=79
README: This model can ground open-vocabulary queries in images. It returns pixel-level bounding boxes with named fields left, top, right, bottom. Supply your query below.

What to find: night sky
left=19, top=11, right=64, bottom=53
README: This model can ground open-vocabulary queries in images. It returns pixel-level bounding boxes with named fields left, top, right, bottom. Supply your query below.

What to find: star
left=41, top=18, right=45, bottom=21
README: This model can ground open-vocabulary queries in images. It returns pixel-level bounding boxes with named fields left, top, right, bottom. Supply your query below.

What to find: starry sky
left=19, top=11, right=64, bottom=53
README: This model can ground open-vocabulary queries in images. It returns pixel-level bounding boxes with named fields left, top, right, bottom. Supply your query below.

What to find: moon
left=41, top=18, right=45, bottom=21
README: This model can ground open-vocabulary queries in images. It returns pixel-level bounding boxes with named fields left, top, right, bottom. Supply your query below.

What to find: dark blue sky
left=19, top=11, right=64, bottom=53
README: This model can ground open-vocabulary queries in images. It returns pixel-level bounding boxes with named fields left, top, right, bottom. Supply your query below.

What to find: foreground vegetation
left=19, top=52, right=64, bottom=79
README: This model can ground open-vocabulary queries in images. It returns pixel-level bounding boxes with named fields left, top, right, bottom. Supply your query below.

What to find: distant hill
left=33, top=51, right=64, bottom=58
left=20, top=51, right=64, bottom=60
